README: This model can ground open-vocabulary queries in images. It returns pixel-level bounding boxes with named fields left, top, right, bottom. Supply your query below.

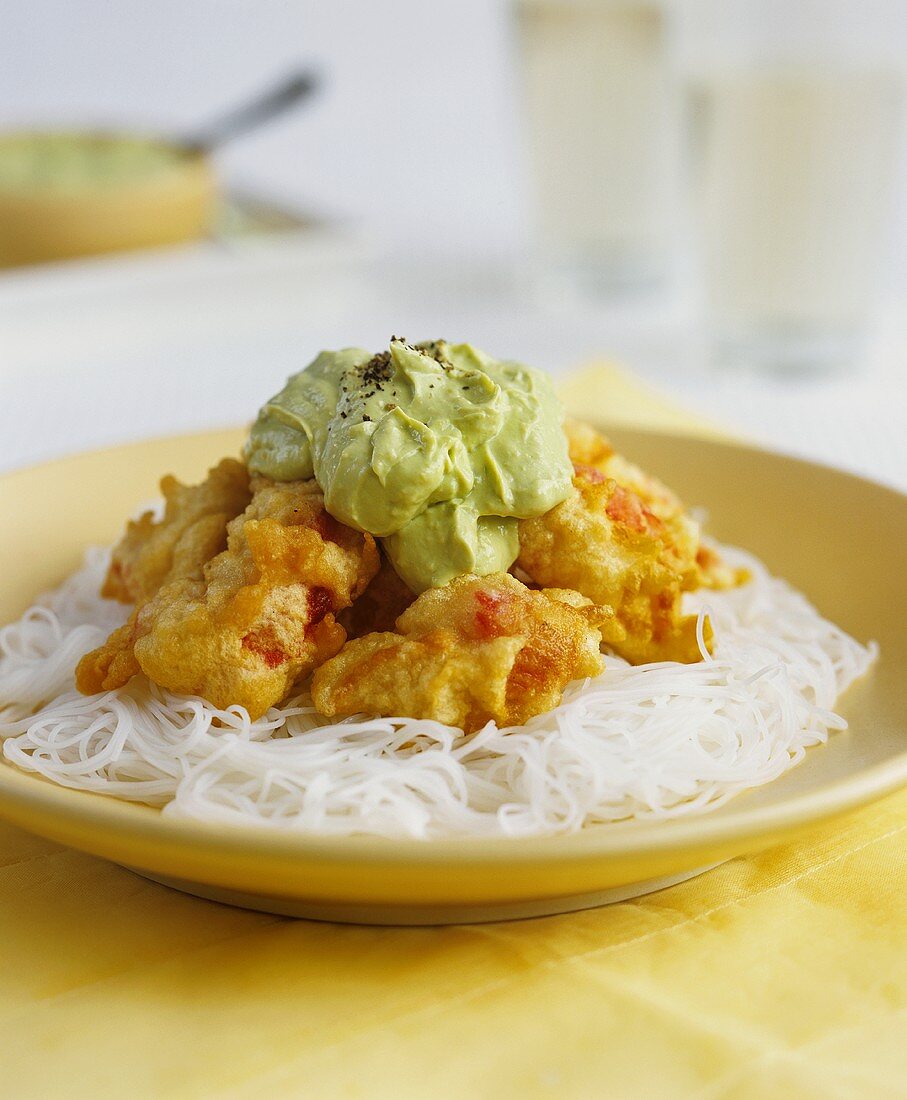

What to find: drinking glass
left=513, top=0, right=681, bottom=296
left=686, top=0, right=906, bottom=372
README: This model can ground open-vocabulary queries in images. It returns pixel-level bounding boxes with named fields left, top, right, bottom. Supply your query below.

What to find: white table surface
left=2, top=234, right=905, bottom=495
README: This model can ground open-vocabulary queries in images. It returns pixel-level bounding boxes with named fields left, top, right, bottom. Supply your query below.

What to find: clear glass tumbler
left=686, top=0, right=906, bottom=372
left=513, top=0, right=681, bottom=296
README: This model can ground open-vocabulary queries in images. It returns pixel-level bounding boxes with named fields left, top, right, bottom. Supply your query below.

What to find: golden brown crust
left=77, top=473, right=379, bottom=716
left=518, top=465, right=707, bottom=665
left=312, top=572, right=606, bottom=732
left=74, top=617, right=142, bottom=694
left=78, top=419, right=742, bottom=723
left=563, top=418, right=616, bottom=469
left=565, top=419, right=743, bottom=594
left=102, top=459, right=251, bottom=604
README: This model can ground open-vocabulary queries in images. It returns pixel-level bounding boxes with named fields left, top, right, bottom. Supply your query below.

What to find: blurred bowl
left=0, top=130, right=217, bottom=267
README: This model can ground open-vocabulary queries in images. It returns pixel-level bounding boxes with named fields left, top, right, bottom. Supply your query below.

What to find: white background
left=0, top=0, right=526, bottom=256
left=1, top=1, right=905, bottom=491
left=4, top=0, right=906, bottom=261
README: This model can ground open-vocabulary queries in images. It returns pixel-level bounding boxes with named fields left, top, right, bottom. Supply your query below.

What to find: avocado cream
left=0, top=133, right=193, bottom=192
left=246, top=339, right=573, bottom=592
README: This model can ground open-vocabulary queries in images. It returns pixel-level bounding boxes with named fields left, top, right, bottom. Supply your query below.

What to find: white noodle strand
left=0, top=546, right=876, bottom=839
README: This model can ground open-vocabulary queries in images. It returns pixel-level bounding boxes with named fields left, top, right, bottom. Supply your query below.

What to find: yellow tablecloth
left=2, top=365, right=905, bottom=1099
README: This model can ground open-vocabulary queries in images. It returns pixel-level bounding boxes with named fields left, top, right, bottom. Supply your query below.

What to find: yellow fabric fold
left=557, top=361, right=733, bottom=440
left=1, top=363, right=904, bottom=1099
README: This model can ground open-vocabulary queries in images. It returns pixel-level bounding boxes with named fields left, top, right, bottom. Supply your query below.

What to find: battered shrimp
left=518, top=465, right=708, bottom=665
left=312, top=572, right=608, bottom=732
left=77, top=475, right=379, bottom=717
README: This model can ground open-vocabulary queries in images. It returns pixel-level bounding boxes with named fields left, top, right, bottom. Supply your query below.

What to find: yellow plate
left=0, top=428, right=905, bottom=923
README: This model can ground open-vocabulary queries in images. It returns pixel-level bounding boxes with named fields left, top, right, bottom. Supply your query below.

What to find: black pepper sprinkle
left=360, top=350, right=393, bottom=388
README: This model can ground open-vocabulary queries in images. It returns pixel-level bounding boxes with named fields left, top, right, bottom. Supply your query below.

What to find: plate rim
left=1, top=424, right=905, bottom=867
left=0, top=743, right=904, bottom=867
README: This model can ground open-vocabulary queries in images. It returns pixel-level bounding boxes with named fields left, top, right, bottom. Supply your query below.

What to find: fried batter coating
left=565, top=419, right=747, bottom=592
left=78, top=476, right=379, bottom=717
left=102, top=459, right=252, bottom=603
left=565, top=420, right=704, bottom=589
left=76, top=417, right=739, bottom=723
left=312, top=572, right=607, bottom=732
left=77, top=461, right=253, bottom=695
left=518, top=465, right=707, bottom=664
left=338, top=550, right=416, bottom=638
left=75, top=617, right=145, bottom=695
left=694, top=541, right=744, bottom=590
left=563, top=418, right=617, bottom=470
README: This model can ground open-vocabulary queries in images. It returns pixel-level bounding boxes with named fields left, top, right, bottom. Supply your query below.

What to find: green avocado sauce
left=245, top=338, right=573, bottom=593
left=0, top=133, right=190, bottom=192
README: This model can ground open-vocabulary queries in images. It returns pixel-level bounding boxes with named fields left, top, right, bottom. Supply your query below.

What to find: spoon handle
left=184, top=69, right=319, bottom=153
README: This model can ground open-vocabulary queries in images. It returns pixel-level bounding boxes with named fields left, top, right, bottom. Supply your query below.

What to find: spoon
left=182, top=69, right=319, bottom=154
